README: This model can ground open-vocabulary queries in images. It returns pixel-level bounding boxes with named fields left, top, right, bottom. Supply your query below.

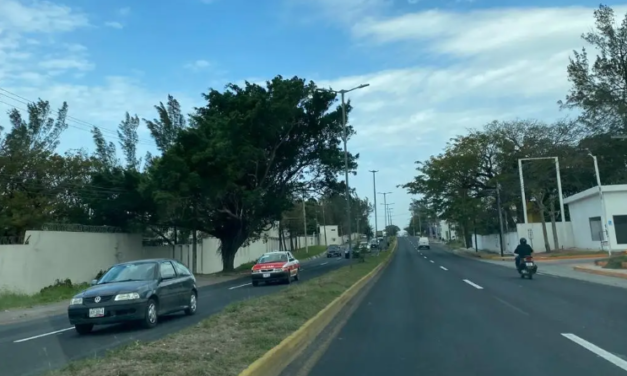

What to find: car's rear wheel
left=142, top=298, right=158, bottom=329
left=184, top=291, right=197, bottom=315
left=294, top=269, right=300, bottom=281
left=74, top=324, right=93, bottom=335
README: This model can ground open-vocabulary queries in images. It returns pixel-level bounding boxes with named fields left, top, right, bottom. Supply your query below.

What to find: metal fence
left=38, top=223, right=124, bottom=233
left=0, top=236, right=25, bottom=245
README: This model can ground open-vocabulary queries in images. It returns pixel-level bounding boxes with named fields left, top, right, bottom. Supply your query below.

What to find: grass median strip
left=49, top=241, right=395, bottom=376
left=0, top=280, right=88, bottom=311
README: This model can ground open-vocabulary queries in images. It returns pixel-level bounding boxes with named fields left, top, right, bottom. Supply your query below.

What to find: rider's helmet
left=520, top=238, right=527, bottom=245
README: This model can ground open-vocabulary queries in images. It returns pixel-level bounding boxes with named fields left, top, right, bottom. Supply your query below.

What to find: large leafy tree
left=152, top=76, right=357, bottom=271
left=559, top=4, right=627, bottom=134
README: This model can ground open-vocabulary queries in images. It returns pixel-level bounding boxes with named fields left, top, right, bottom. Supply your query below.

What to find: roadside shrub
left=602, top=255, right=627, bottom=269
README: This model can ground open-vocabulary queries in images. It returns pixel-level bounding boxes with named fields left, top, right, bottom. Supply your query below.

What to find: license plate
left=89, top=308, right=105, bottom=318
left=526, top=262, right=534, bottom=267
left=263, top=273, right=271, bottom=278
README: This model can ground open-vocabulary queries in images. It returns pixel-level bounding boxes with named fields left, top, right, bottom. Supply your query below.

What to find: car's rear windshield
left=258, top=253, right=287, bottom=263
left=98, top=262, right=156, bottom=283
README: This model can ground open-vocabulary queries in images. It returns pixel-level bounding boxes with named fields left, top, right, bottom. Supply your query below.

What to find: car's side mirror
left=289, top=258, right=295, bottom=262
left=90, top=279, right=98, bottom=286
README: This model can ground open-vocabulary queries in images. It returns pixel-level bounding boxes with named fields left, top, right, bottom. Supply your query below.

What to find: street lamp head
left=357, top=83, right=370, bottom=89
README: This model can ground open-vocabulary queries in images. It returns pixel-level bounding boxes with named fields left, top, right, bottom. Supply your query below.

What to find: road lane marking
left=463, top=279, right=483, bottom=289
left=320, top=262, right=328, bottom=266
left=14, top=327, right=74, bottom=343
left=229, top=283, right=252, bottom=290
left=430, top=260, right=435, bottom=263
left=562, top=333, right=627, bottom=371
left=423, top=256, right=427, bottom=259
left=494, top=296, right=528, bottom=315
left=440, top=266, right=448, bottom=271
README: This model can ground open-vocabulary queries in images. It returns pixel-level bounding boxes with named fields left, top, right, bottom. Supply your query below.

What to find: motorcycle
left=518, top=256, right=538, bottom=279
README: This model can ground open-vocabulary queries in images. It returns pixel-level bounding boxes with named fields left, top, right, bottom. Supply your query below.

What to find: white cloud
left=296, top=3, right=626, bottom=223
left=104, top=21, right=123, bottom=29
left=184, top=59, right=212, bottom=71
left=0, top=1, right=200, bottom=158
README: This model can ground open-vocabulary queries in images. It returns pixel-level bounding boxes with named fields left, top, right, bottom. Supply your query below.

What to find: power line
left=0, top=87, right=155, bottom=146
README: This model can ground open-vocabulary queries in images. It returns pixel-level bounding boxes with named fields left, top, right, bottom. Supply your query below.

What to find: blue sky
left=1, top=0, right=625, bottom=232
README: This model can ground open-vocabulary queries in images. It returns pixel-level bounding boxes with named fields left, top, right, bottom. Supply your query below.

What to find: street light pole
left=378, top=192, right=391, bottom=234
left=589, top=153, right=612, bottom=255
left=322, top=83, right=369, bottom=261
left=369, top=170, right=379, bottom=241
left=302, top=193, right=308, bottom=254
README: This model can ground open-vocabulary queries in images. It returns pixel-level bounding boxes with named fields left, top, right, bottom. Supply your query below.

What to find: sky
left=1, top=0, right=626, bottom=233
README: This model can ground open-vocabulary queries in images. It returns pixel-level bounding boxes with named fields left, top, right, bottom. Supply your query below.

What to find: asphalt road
left=300, top=237, right=627, bottom=376
left=0, top=255, right=350, bottom=376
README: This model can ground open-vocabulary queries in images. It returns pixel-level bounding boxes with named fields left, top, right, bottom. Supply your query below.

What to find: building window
left=589, top=216, right=603, bottom=241
left=614, top=215, right=627, bottom=245
left=331, top=229, right=336, bottom=232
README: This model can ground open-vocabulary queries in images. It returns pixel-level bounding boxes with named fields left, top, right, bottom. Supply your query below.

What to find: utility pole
left=320, top=200, right=328, bottom=246
left=302, top=194, right=308, bottom=254
left=378, top=192, right=391, bottom=235
left=496, top=183, right=505, bottom=257
left=369, top=170, right=379, bottom=242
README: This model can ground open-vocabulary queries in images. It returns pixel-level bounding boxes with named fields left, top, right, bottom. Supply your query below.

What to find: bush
left=602, top=255, right=627, bottom=269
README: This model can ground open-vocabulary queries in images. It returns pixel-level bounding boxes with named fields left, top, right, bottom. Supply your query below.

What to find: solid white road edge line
left=320, top=262, right=328, bottom=266
left=463, top=279, right=484, bottom=289
left=562, top=333, right=627, bottom=371
left=14, top=327, right=74, bottom=343
left=440, top=266, right=448, bottom=271
left=229, top=283, right=252, bottom=290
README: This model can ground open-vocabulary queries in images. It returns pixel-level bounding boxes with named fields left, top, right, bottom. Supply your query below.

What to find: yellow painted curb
left=573, top=266, right=627, bottom=280
left=238, top=239, right=398, bottom=376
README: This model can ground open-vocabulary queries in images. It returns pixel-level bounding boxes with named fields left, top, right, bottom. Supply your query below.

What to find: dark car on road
left=345, top=245, right=361, bottom=259
left=326, top=245, right=342, bottom=258
left=67, top=259, right=197, bottom=334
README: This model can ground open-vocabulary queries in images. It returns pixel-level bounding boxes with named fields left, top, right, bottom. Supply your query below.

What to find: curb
left=238, top=240, right=398, bottom=376
left=573, top=266, right=627, bottom=280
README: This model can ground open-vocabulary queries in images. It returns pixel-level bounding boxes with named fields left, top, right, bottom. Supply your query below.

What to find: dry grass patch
left=49, top=244, right=394, bottom=376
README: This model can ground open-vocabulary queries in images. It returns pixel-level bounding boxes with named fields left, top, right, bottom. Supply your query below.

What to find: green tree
left=152, top=76, right=357, bottom=271
left=559, top=4, right=627, bottom=134
left=385, top=224, right=400, bottom=236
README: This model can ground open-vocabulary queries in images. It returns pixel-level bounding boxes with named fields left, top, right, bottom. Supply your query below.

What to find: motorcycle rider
left=514, top=238, right=533, bottom=270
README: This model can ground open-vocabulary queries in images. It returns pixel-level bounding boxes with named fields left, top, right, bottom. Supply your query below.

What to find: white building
left=318, top=225, right=341, bottom=246
left=438, top=220, right=457, bottom=240
left=563, top=184, right=627, bottom=251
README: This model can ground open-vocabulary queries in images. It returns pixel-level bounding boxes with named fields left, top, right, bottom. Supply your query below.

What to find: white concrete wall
left=0, top=227, right=282, bottom=295
left=472, top=232, right=519, bottom=254
left=0, top=231, right=143, bottom=295
left=516, top=222, right=575, bottom=252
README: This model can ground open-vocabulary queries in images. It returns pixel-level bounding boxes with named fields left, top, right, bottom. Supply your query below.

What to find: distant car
left=251, top=251, right=300, bottom=286
left=67, top=259, right=197, bottom=335
left=345, top=245, right=361, bottom=259
left=418, top=236, right=430, bottom=250
left=327, top=245, right=342, bottom=258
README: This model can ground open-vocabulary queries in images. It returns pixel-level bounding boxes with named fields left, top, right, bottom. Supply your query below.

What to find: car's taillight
left=525, top=256, right=533, bottom=261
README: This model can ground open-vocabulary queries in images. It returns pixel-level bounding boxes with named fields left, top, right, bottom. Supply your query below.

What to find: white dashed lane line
left=562, top=333, right=627, bottom=371
left=440, top=266, right=448, bottom=271
left=229, top=283, right=252, bottom=290
left=463, top=279, right=484, bottom=289
left=430, top=260, right=435, bottom=264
